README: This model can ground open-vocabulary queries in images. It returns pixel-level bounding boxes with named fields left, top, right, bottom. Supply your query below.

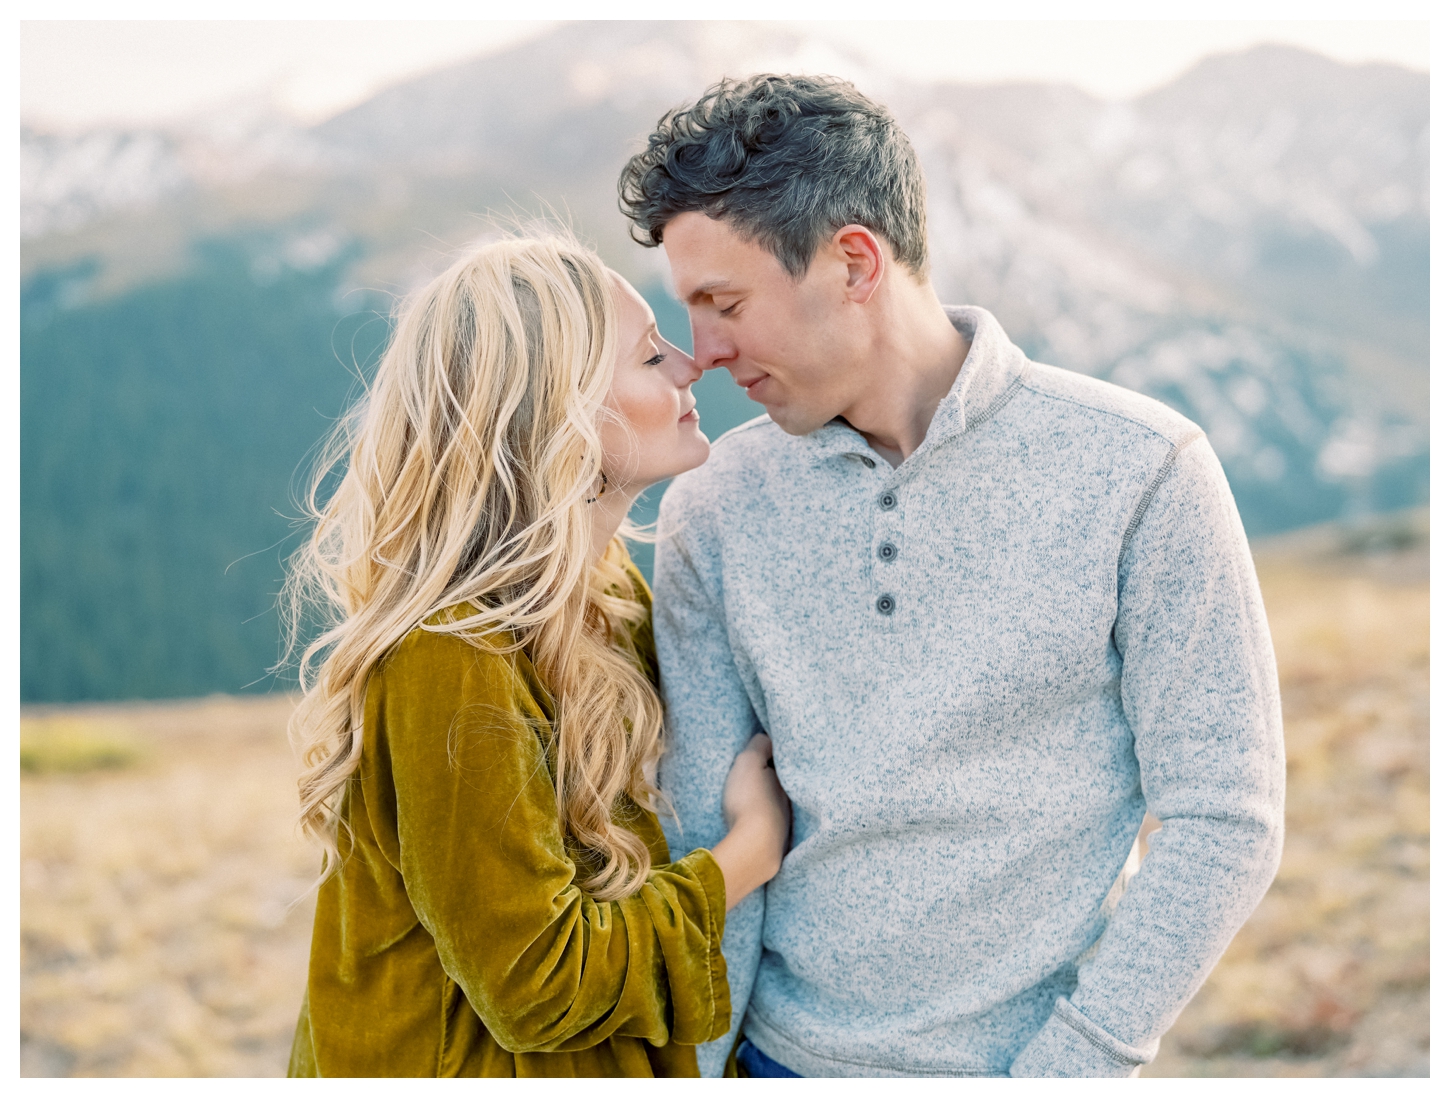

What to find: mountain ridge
left=20, top=22, right=1429, bottom=702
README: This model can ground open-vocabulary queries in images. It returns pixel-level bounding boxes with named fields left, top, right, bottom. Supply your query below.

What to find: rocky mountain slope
left=20, top=22, right=1428, bottom=700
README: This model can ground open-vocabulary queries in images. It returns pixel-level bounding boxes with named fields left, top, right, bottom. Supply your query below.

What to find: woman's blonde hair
left=282, top=234, right=665, bottom=900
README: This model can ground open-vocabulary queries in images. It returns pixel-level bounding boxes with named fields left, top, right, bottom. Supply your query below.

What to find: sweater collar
left=800, top=304, right=1029, bottom=463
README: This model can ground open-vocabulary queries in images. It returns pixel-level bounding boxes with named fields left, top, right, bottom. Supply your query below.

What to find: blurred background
left=20, top=18, right=1429, bottom=1077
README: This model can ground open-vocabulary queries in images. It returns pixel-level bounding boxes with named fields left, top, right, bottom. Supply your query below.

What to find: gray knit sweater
left=653, top=305, right=1285, bottom=1077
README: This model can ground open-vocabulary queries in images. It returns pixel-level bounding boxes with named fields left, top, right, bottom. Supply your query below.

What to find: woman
left=282, top=235, right=791, bottom=1077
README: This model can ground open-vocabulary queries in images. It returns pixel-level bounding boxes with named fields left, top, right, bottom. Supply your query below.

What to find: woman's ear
left=833, top=224, right=886, bottom=305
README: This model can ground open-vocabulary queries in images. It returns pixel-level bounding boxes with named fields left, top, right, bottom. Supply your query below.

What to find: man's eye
left=644, top=353, right=666, bottom=366
left=720, top=303, right=739, bottom=317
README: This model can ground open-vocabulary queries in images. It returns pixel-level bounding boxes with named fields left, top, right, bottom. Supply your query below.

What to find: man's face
left=661, top=212, right=860, bottom=436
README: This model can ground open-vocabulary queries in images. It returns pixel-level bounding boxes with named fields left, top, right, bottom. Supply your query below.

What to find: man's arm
left=653, top=480, right=770, bottom=1077
left=1010, top=434, right=1286, bottom=1077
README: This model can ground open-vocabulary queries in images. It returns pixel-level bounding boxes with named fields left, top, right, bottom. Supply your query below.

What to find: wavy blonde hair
left=282, top=235, right=665, bottom=900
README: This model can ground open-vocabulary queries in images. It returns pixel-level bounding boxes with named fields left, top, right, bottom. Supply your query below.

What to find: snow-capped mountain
left=20, top=21, right=1430, bottom=702
left=21, top=99, right=329, bottom=239
left=21, top=21, right=1429, bottom=533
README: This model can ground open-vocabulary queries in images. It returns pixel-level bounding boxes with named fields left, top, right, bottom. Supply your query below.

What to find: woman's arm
left=623, top=557, right=792, bottom=913
left=363, top=628, right=741, bottom=1055
left=711, top=732, right=791, bottom=910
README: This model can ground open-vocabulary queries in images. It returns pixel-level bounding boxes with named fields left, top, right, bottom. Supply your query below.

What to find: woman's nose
left=667, top=342, right=703, bottom=385
left=680, top=351, right=704, bottom=385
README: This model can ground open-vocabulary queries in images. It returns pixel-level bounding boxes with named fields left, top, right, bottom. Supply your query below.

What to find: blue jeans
left=737, top=1038, right=802, bottom=1078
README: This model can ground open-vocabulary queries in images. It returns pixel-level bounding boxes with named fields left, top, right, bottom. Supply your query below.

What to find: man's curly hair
left=618, top=74, right=929, bottom=280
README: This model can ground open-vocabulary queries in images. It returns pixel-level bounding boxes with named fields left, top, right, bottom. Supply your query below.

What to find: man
left=618, top=74, right=1284, bottom=1078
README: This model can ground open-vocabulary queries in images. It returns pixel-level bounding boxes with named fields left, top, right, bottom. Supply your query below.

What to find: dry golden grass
left=20, top=695, right=318, bottom=1077
left=19, top=530, right=1429, bottom=1077
left=21, top=717, right=143, bottom=775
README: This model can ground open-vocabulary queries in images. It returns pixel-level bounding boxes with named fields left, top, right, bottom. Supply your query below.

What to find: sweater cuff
left=1009, top=997, right=1158, bottom=1078
left=678, top=848, right=732, bottom=1044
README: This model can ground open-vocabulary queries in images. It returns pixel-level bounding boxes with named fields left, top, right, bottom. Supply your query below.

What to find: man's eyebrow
left=685, top=279, right=734, bottom=304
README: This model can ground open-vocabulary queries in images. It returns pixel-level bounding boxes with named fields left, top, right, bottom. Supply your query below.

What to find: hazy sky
left=20, top=18, right=1432, bottom=130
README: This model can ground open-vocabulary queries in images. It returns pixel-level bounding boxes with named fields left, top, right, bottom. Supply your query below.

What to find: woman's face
left=600, top=273, right=709, bottom=495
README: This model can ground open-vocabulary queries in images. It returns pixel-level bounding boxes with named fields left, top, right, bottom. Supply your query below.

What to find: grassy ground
left=19, top=528, right=1429, bottom=1077
left=20, top=695, right=317, bottom=1077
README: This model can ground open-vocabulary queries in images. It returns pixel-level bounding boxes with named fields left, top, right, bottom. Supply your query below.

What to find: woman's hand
left=711, top=733, right=793, bottom=910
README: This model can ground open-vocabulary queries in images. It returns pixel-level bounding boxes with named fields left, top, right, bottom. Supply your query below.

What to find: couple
left=286, top=74, right=1284, bottom=1078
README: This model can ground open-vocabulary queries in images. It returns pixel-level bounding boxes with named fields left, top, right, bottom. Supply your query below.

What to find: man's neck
left=837, top=281, right=970, bottom=466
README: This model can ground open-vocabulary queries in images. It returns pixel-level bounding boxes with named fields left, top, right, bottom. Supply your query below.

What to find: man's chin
left=763, top=404, right=830, bottom=437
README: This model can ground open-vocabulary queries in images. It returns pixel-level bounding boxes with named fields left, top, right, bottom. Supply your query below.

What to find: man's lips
left=736, top=374, right=769, bottom=401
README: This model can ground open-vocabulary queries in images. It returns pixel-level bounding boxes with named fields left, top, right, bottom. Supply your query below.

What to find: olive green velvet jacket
left=289, top=568, right=731, bottom=1077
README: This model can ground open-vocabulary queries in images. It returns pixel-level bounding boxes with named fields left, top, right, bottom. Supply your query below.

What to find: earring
left=585, top=471, right=608, bottom=504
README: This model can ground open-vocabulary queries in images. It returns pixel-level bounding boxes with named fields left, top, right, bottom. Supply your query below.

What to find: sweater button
left=861, top=455, right=877, bottom=469
left=876, top=594, right=896, bottom=615
left=879, top=491, right=897, bottom=510
left=878, top=542, right=897, bottom=561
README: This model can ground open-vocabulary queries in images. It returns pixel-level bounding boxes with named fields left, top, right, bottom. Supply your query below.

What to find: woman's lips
left=678, top=408, right=699, bottom=423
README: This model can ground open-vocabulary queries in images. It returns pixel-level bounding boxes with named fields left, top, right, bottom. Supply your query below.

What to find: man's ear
left=833, top=225, right=886, bottom=305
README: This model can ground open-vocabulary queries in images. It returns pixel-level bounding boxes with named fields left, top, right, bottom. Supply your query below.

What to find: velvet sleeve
left=359, top=627, right=731, bottom=1054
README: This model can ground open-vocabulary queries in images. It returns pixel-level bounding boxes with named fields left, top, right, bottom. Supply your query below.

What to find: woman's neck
left=588, top=478, right=639, bottom=565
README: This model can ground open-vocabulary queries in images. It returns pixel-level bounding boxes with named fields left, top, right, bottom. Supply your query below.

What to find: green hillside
left=21, top=239, right=385, bottom=701
left=19, top=236, right=1430, bottom=702
left=17, top=33, right=1428, bottom=705
left=19, top=242, right=745, bottom=702
left=21, top=234, right=1430, bottom=703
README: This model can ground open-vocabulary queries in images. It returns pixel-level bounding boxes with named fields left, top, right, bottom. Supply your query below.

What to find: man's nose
left=690, top=320, right=735, bottom=372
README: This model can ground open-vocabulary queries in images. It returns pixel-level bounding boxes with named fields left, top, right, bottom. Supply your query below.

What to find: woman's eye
left=644, top=353, right=666, bottom=366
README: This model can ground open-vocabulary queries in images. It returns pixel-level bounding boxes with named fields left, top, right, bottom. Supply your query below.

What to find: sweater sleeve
left=1010, top=434, right=1286, bottom=1077
left=364, top=630, right=731, bottom=1055
left=653, top=479, right=771, bottom=1077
